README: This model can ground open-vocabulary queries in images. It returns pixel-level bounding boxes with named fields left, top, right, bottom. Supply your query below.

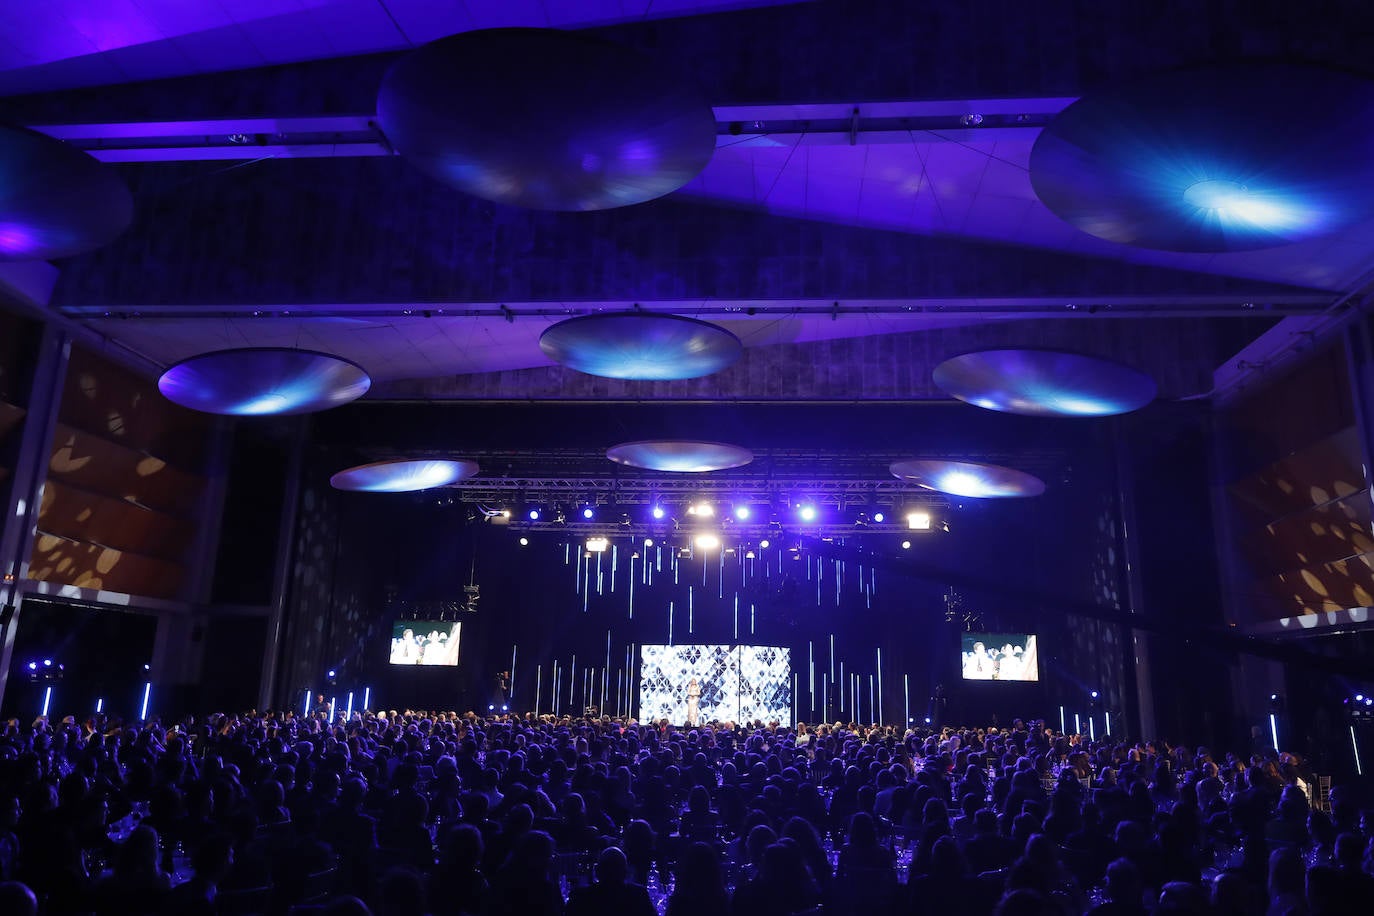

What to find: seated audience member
left=668, top=841, right=730, bottom=916
left=566, top=846, right=654, bottom=916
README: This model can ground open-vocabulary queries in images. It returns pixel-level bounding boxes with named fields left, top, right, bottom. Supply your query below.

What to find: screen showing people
left=961, top=633, right=1039, bottom=682
left=639, top=644, right=791, bottom=726
left=389, top=620, right=462, bottom=666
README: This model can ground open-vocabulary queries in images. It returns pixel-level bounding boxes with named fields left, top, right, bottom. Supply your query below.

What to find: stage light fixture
left=582, top=506, right=595, bottom=519
left=519, top=537, right=529, bottom=546
left=501, top=509, right=511, bottom=518
left=528, top=508, right=541, bottom=520
left=586, top=536, right=609, bottom=552
left=644, top=538, right=654, bottom=547
left=901, top=540, right=912, bottom=549
left=734, top=505, right=751, bottom=520
left=694, top=533, right=721, bottom=550
left=873, top=512, right=885, bottom=523
left=798, top=505, right=817, bottom=521
left=652, top=506, right=665, bottom=519
left=1359, top=694, right=1366, bottom=702
left=907, top=511, right=932, bottom=530
left=687, top=502, right=715, bottom=517
left=745, top=549, right=756, bottom=559
left=759, top=539, right=771, bottom=549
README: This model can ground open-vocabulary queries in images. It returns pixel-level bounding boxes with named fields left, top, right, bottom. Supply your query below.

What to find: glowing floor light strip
left=1270, top=713, right=1280, bottom=753
left=140, top=682, right=151, bottom=720
left=1352, top=725, right=1363, bottom=776
left=41, top=686, right=52, bottom=718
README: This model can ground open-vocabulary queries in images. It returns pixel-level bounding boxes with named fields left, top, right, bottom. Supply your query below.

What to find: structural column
left=0, top=324, right=70, bottom=711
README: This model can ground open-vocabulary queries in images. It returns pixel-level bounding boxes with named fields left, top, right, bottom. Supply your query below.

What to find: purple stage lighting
left=891, top=459, right=1046, bottom=499
left=652, top=506, right=666, bottom=519
left=159, top=348, right=371, bottom=416
left=582, top=506, right=595, bottom=519
left=607, top=439, right=754, bottom=472
left=0, top=122, right=133, bottom=260
left=377, top=28, right=716, bottom=211
left=542, top=314, right=742, bottom=381
left=934, top=350, right=1156, bottom=417
left=331, top=459, right=479, bottom=493
left=873, top=512, right=885, bottom=523
left=1031, top=64, right=1374, bottom=252
left=528, top=508, right=541, bottom=520
left=798, top=505, right=817, bottom=522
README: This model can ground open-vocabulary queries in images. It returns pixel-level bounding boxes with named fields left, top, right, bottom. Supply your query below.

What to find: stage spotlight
left=502, top=704, right=508, bottom=712
left=518, top=537, right=529, bottom=546
left=586, top=536, right=609, bottom=552
left=734, top=505, right=751, bottom=520
left=687, top=502, right=715, bottom=517
left=528, top=508, right=541, bottom=520
left=1091, top=690, right=1099, bottom=699
left=651, top=506, right=665, bottom=519
left=501, top=509, right=511, bottom=518
left=924, top=716, right=932, bottom=724
left=907, top=511, right=932, bottom=530
left=42, top=659, right=51, bottom=667
left=901, top=540, right=912, bottom=549
left=873, top=512, right=885, bottom=523
left=327, top=669, right=337, bottom=679
left=798, top=505, right=817, bottom=521
left=26, top=662, right=35, bottom=671
left=759, top=539, right=771, bottom=549
left=644, top=537, right=654, bottom=547
left=582, top=506, right=595, bottom=519
left=745, top=549, right=756, bottom=559
left=1359, top=694, right=1366, bottom=702
left=694, top=533, right=721, bottom=550
left=488, top=704, right=495, bottom=711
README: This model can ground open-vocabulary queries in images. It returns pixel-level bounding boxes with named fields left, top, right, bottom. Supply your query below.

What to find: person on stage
left=686, top=677, right=702, bottom=727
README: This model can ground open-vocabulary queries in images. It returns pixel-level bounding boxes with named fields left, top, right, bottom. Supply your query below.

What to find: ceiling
left=2, top=0, right=1371, bottom=401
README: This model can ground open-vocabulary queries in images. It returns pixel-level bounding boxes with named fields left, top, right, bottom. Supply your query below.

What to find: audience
left=0, top=707, right=1363, bottom=916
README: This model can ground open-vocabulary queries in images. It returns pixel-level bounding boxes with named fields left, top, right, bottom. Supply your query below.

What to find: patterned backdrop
left=639, top=644, right=791, bottom=725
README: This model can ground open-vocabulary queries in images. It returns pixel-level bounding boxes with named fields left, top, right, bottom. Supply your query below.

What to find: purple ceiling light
left=539, top=312, right=742, bottom=380
left=1030, top=64, right=1374, bottom=252
left=933, top=349, right=1156, bottom=417
left=158, top=348, right=371, bottom=415
left=330, top=459, right=479, bottom=493
left=377, top=28, right=717, bottom=211
left=890, top=459, right=1046, bottom=499
left=0, top=123, right=132, bottom=260
left=607, top=440, right=754, bottom=473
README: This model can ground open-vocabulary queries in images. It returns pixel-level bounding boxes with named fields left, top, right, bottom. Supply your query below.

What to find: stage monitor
left=960, top=633, right=1038, bottom=682
left=390, top=621, right=461, bottom=666
left=639, top=644, right=791, bottom=726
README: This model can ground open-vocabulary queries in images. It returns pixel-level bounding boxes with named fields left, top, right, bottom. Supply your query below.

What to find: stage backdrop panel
left=639, top=644, right=791, bottom=726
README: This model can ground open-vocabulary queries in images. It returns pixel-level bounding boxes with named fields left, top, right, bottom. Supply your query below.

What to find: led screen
left=961, top=633, right=1039, bottom=682
left=639, top=644, right=791, bottom=726
left=390, top=621, right=462, bottom=666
